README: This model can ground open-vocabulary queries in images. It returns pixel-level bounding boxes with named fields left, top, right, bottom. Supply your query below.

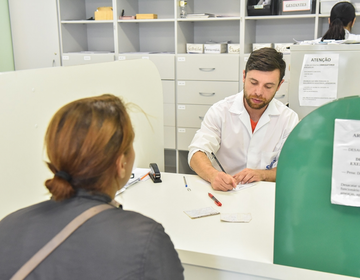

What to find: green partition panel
left=274, top=96, right=360, bottom=278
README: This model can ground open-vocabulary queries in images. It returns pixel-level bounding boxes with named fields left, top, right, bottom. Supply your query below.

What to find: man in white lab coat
left=188, top=47, right=299, bottom=191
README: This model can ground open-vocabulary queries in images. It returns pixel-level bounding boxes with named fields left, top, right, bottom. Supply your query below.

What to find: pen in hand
left=208, top=193, right=222, bottom=207
left=211, top=152, right=227, bottom=173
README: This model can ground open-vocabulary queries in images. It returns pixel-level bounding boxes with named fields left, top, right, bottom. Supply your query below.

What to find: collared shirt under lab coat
left=188, top=91, right=299, bottom=175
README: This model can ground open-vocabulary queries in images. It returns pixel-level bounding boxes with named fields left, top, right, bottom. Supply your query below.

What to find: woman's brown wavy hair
left=44, top=94, right=134, bottom=201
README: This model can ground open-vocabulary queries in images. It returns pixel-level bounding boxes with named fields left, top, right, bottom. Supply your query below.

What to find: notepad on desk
left=221, top=213, right=252, bottom=223
left=184, top=207, right=220, bottom=219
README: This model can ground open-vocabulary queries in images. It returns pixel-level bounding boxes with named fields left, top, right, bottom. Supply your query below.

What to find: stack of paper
left=186, top=13, right=215, bottom=18
left=115, top=167, right=150, bottom=196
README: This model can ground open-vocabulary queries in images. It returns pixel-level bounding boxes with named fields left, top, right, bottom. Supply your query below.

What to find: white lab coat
left=188, top=91, right=299, bottom=175
left=344, top=29, right=360, bottom=40
left=313, top=29, right=360, bottom=42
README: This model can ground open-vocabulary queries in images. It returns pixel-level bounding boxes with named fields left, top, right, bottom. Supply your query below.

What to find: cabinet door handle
left=199, top=92, right=215, bottom=97
left=275, top=94, right=285, bottom=99
left=199, top=68, right=215, bottom=72
left=199, top=116, right=204, bottom=121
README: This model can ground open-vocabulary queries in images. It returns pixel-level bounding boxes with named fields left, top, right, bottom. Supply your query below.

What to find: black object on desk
left=149, top=163, right=162, bottom=183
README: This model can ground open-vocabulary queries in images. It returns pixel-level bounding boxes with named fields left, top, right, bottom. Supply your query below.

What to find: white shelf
left=177, top=17, right=241, bottom=22
left=245, top=14, right=317, bottom=20
left=61, top=20, right=114, bottom=24
left=118, top=19, right=175, bottom=23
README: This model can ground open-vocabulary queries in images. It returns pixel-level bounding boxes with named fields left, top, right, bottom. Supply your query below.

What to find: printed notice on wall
left=299, top=54, right=339, bottom=107
left=282, top=0, right=311, bottom=12
left=331, top=119, right=360, bottom=207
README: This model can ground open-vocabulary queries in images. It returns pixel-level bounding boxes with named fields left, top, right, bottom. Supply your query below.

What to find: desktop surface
left=116, top=172, right=358, bottom=280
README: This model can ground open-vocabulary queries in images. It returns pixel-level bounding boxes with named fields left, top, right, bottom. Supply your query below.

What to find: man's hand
left=233, top=167, right=277, bottom=184
left=190, top=151, right=237, bottom=192
left=210, top=171, right=237, bottom=191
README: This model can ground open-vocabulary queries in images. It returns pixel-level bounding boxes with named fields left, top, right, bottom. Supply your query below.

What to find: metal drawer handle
left=199, top=116, right=204, bottom=121
left=199, top=68, right=215, bottom=72
left=199, top=92, right=215, bottom=97
left=275, top=94, right=285, bottom=99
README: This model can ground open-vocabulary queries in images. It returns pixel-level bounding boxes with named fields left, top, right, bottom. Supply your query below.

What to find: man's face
left=243, top=69, right=283, bottom=110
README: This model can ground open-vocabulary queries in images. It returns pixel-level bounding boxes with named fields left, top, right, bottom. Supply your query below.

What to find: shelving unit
left=54, top=0, right=360, bottom=173
left=8, top=0, right=360, bottom=172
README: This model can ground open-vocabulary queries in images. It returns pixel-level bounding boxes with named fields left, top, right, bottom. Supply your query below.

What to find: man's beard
left=243, top=89, right=274, bottom=110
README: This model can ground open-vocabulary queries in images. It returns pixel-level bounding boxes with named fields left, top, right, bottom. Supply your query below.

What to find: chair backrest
left=274, top=96, right=360, bottom=278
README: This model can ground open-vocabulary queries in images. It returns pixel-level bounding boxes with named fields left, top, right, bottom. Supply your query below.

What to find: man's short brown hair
left=245, top=47, right=286, bottom=84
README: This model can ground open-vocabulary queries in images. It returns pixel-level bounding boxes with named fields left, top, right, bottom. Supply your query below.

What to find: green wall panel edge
left=274, top=96, right=360, bottom=278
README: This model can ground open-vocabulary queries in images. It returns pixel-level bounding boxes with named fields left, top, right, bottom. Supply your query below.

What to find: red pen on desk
left=208, top=193, right=222, bottom=207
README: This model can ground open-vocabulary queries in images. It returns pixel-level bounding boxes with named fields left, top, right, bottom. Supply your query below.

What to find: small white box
left=228, top=44, right=240, bottom=54
left=320, top=0, right=349, bottom=14
left=204, top=44, right=227, bottom=54
left=274, top=43, right=293, bottom=53
left=186, top=44, right=203, bottom=54
left=252, top=43, right=273, bottom=51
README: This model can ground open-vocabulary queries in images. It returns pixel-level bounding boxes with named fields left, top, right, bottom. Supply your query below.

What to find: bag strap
left=10, top=203, right=114, bottom=280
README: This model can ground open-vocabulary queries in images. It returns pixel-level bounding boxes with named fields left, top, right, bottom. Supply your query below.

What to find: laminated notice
left=331, top=119, right=360, bottom=207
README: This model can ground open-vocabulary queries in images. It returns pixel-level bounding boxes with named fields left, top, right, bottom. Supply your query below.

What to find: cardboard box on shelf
left=186, top=44, right=204, bottom=54
left=94, top=7, right=113, bottom=20
left=136, top=14, right=158, bottom=19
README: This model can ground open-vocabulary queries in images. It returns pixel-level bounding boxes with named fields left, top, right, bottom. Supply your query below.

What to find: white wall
left=0, top=60, right=164, bottom=220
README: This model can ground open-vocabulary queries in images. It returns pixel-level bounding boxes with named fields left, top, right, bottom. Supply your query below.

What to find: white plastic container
left=186, top=44, right=203, bottom=54
left=204, top=44, right=227, bottom=54
left=228, top=44, right=240, bottom=54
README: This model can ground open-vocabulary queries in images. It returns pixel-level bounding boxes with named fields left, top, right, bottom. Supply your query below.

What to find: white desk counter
left=116, top=173, right=358, bottom=280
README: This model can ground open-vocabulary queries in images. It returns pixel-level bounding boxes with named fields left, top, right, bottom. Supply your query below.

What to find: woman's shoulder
left=0, top=200, right=54, bottom=225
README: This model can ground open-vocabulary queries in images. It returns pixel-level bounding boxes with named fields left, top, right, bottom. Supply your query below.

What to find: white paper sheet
left=220, top=213, right=252, bottom=223
left=331, top=119, right=360, bottom=206
left=233, top=182, right=257, bottom=191
left=184, top=207, right=220, bottom=219
left=299, top=54, right=339, bottom=107
left=116, top=167, right=150, bottom=196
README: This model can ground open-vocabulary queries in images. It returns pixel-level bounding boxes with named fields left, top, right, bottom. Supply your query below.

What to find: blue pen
left=183, top=176, right=188, bottom=187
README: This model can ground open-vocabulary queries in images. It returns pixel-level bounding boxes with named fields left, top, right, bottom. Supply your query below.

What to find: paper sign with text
left=299, top=54, right=339, bottom=107
left=331, top=119, right=360, bottom=206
